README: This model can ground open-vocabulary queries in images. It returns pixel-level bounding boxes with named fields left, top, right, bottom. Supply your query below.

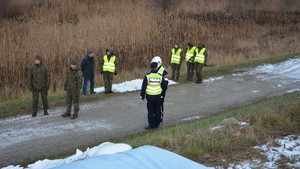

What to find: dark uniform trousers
left=66, top=91, right=80, bottom=116
left=186, top=62, right=194, bottom=80
left=194, top=63, right=204, bottom=82
left=103, top=72, right=114, bottom=92
left=171, top=63, right=181, bottom=80
left=146, top=95, right=162, bottom=128
left=32, top=90, right=48, bottom=112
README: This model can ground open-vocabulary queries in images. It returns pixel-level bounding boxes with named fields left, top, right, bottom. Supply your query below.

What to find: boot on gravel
left=61, top=112, right=71, bottom=117
left=44, top=109, right=49, bottom=115
left=32, top=112, right=37, bottom=117
left=71, top=114, right=78, bottom=119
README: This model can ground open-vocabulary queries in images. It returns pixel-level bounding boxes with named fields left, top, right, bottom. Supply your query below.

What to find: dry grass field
left=0, top=0, right=299, bottom=100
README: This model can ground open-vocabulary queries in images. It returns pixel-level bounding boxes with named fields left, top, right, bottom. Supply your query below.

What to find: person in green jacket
left=185, top=42, right=197, bottom=81
left=170, top=43, right=183, bottom=81
left=28, top=54, right=51, bottom=117
left=194, top=42, right=208, bottom=84
left=61, top=59, right=83, bottom=119
left=100, top=49, right=118, bottom=94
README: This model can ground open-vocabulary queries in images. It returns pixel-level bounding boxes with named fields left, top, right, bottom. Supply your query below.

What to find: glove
left=161, top=96, right=164, bottom=102
left=140, top=96, right=144, bottom=100
left=114, top=72, right=117, bottom=75
left=204, top=63, right=206, bottom=66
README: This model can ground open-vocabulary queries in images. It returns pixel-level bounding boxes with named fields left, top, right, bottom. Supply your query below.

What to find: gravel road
left=1, top=57, right=300, bottom=167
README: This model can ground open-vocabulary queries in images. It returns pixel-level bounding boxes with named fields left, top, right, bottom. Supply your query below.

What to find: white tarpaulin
left=52, top=145, right=209, bottom=169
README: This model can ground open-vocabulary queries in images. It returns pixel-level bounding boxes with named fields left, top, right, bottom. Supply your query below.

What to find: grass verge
left=1, top=52, right=299, bottom=119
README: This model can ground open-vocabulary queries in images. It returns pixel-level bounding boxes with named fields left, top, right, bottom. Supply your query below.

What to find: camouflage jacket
left=28, top=64, right=51, bottom=91
left=64, top=67, right=82, bottom=93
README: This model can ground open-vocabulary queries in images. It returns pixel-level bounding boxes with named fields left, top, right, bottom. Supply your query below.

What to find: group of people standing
left=28, top=48, right=118, bottom=119
left=27, top=41, right=207, bottom=129
left=170, top=42, right=208, bottom=83
left=140, top=41, right=207, bottom=129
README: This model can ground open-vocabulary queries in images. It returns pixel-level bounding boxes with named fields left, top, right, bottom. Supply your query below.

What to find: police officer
left=100, top=49, right=118, bottom=94
left=28, top=54, right=51, bottom=117
left=61, top=59, right=82, bottom=119
left=194, top=43, right=208, bottom=84
left=151, top=56, right=168, bottom=122
left=185, top=42, right=197, bottom=81
left=140, top=62, right=167, bottom=130
left=170, top=43, right=183, bottom=81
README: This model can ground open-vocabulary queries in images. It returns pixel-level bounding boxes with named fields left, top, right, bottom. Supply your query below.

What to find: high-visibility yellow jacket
left=146, top=73, right=162, bottom=95
left=195, top=47, right=206, bottom=64
left=185, top=46, right=196, bottom=63
left=103, top=55, right=116, bottom=73
left=171, top=48, right=182, bottom=64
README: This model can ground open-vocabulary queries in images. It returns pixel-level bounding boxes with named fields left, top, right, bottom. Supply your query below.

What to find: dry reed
left=0, top=0, right=299, bottom=100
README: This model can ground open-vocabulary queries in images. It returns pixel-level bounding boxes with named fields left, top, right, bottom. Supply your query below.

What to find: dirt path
left=1, top=57, right=300, bottom=167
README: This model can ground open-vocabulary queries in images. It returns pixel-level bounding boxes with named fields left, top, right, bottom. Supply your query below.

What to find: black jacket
left=140, top=70, right=168, bottom=101
left=81, top=55, right=94, bottom=79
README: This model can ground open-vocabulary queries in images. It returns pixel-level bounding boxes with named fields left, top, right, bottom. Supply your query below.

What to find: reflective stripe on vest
left=185, top=46, right=196, bottom=63
left=171, top=48, right=182, bottom=64
left=158, top=66, right=165, bottom=76
left=103, top=55, right=116, bottom=73
left=146, top=73, right=162, bottom=95
left=195, top=48, right=206, bottom=64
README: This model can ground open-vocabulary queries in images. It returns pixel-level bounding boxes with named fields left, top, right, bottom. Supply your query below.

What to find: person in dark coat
left=61, top=59, right=82, bottom=119
left=28, top=54, right=51, bottom=117
left=140, top=62, right=168, bottom=130
left=81, top=48, right=95, bottom=96
left=151, top=56, right=169, bottom=122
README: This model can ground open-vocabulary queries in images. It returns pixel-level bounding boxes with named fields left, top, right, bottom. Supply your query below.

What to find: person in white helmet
left=151, top=56, right=168, bottom=122
left=151, top=56, right=168, bottom=78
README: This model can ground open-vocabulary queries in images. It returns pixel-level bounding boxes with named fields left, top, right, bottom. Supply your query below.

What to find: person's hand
left=161, top=96, right=164, bottom=102
left=204, top=63, right=206, bottom=66
left=114, top=72, right=117, bottom=75
left=140, top=96, right=144, bottom=101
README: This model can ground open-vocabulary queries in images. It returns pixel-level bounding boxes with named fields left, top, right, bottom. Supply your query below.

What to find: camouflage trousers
left=171, top=63, right=181, bottom=81
left=66, top=91, right=80, bottom=116
left=195, top=63, right=204, bottom=82
left=32, top=90, right=48, bottom=112
left=103, top=72, right=114, bottom=92
left=186, top=62, right=194, bottom=81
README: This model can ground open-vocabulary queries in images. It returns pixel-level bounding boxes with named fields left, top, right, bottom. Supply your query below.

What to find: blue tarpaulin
left=52, top=145, right=209, bottom=169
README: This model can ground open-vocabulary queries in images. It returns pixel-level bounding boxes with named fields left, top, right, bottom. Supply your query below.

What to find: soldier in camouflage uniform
left=61, top=59, right=82, bottom=119
left=99, top=49, right=118, bottom=94
left=28, top=54, right=51, bottom=117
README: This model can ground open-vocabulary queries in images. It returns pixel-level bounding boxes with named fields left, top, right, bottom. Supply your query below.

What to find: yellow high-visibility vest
left=103, top=55, right=116, bottom=73
left=158, top=66, right=166, bottom=76
left=146, top=73, right=162, bottom=95
left=171, top=48, right=182, bottom=64
left=185, top=46, right=196, bottom=63
left=195, top=48, right=206, bottom=64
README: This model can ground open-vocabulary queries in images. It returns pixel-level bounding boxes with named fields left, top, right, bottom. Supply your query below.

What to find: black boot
left=71, top=114, right=78, bottom=119
left=32, top=112, right=37, bottom=117
left=44, top=109, right=49, bottom=115
left=61, top=112, right=71, bottom=117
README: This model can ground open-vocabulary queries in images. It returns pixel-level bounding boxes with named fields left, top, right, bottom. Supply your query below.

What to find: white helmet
left=151, top=56, right=162, bottom=68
